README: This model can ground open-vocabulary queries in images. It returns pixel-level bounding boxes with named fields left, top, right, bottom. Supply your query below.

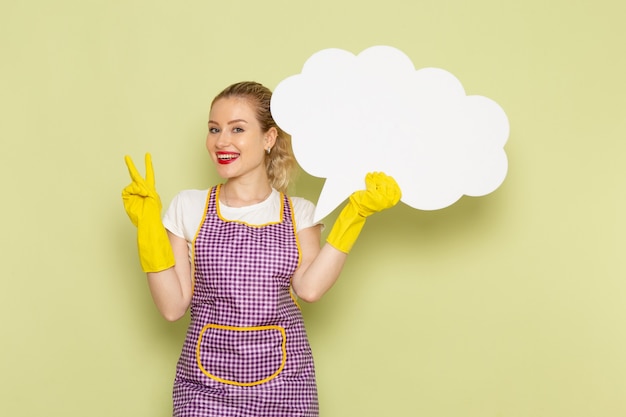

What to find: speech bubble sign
left=271, top=46, right=509, bottom=222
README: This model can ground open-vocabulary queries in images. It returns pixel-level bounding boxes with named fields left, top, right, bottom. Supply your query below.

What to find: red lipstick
left=216, top=151, right=240, bottom=165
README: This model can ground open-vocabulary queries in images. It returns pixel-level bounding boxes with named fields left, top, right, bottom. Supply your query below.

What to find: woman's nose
left=214, top=132, right=230, bottom=148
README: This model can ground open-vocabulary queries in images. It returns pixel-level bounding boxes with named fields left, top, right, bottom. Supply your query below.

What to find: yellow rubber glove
left=326, top=172, right=402, bottom=253
left=122, top=153, right=175, bottom=273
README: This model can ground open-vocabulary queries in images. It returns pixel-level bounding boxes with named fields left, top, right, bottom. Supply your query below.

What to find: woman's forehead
left=209, top=97, right=257, bottom=121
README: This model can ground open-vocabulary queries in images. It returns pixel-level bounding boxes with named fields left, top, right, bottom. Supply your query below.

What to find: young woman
left=122, top=81, right=400, bottom=416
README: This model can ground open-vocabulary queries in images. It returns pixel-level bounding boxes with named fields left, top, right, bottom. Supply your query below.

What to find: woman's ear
left=265, top=127, right=278, bottom=149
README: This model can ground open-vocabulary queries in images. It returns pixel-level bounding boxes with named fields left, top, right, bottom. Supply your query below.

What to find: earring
left=266, top=147, right=271, bottom=155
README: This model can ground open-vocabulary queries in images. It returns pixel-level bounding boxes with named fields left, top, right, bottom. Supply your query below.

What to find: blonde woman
left=122, top=81, right=400, bottom=416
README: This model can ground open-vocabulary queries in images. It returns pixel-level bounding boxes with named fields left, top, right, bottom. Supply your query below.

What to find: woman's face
left=206, top=97, right=275, bottom=181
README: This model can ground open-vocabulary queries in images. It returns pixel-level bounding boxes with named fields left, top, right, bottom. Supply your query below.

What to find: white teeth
left=218, top=154, right=239, bottom=160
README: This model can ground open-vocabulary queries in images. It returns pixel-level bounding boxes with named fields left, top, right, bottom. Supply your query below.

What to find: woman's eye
left=209, top=127, right=220, bottom=134
left=233, top=127, right=244, bottom=133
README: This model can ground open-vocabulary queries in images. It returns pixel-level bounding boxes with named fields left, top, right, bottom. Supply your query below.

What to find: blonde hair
left=211, top=81, right=297, bottom=194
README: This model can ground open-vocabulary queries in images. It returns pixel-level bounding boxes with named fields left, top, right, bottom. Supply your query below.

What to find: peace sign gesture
left=122, top=153, right=162, bottom=227
left=121, top=153, right=174, bottom=273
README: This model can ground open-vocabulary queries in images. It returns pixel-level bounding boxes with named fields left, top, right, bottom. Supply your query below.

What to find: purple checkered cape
left=172, top=185, right=318, bottom=416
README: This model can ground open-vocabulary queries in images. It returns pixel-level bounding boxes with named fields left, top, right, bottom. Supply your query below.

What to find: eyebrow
left=208, top=119, right=249, bottom=125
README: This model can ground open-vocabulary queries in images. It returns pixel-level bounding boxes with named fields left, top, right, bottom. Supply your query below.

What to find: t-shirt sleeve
left=162, top=189, right=208, bottom=242
left=291, top=197, right=324, bottom=233
left=162, top=192, right=186, bottom=239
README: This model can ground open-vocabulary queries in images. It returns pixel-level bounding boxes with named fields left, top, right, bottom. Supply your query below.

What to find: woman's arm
left=291, top=225, right=348, bottom=303
left=291, top=172, right=401, bottom=302
left=146, top=231, right=193, bottom=321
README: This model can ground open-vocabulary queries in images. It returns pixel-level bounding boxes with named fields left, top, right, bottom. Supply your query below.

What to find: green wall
left=2, top=0, right=625, bottom=416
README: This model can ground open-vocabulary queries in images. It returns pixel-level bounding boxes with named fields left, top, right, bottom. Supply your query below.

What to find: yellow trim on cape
left=196, top=323, right=287, bottom=387
left=215, top=184, right=284, bottom=227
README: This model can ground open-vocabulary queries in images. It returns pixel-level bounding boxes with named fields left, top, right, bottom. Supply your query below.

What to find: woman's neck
left=220, top=180, right=273, bottom=208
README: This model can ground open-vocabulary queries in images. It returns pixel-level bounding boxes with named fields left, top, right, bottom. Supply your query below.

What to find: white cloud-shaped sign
left=271, top=46, right=509, bottom=222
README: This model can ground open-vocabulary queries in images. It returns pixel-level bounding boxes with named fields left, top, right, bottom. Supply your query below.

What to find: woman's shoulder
left=287, top=195, right=315, bottom=212
left=170, top=188, right=210, bottom=204
left=163, top=189, right=211, bottom=240
left=165, top=189, right=211, bottom=216
left=286, top=195, right=319, bottom=230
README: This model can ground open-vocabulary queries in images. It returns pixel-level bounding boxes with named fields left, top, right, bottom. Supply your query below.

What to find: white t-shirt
left=163, top=188, right=319, bottom=245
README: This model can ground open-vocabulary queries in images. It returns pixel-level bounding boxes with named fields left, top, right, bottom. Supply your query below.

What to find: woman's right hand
left=122, top=153, right=163, bottom=227
left=122, top=153, right=175, bottom=273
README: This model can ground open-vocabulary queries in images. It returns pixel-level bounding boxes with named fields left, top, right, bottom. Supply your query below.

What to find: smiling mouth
left=216, top=152, right=240, bottom=164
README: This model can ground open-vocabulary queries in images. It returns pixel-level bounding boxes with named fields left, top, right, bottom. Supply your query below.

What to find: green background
left=2, top=0, right=625, bottom=416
